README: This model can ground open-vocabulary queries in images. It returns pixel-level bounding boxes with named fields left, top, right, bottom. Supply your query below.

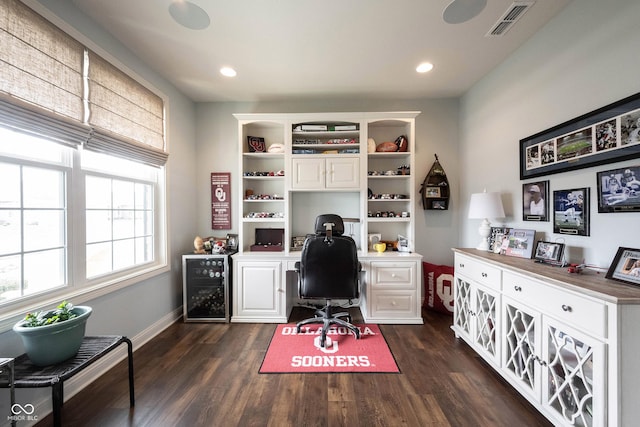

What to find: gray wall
left=459, top=0, right=640, bottom=267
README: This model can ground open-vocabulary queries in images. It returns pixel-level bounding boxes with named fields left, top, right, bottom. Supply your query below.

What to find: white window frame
left=0, top=140, right=168, bottom=333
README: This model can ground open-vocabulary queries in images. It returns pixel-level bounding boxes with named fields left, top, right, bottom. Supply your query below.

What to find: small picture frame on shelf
left=226, top=234, right=238, bottom=251
left=503, top=229, right=536, bottom=259
left=430, top=200, right=447, bottom=210
left=425, top=187, right=441, bottom=198
left=489, top=227, right=511, bottom=254
left=553, top=187, right=590, bottom=236
left=292, top=236, right=306, bottom=250
left=247, top=136, right=266, bottom=152
left=606, top=247, right=640, bottom=287
left=534, top=241, right=565, bottom=264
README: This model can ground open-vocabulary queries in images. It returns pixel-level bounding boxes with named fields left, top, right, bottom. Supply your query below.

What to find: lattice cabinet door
left=473, top=285, right=500, bottom=365
left=541, top=319, right=605, bottom=427
left=502, top=297, right=542, bottom=400
left=453, top=277, right=472, bottom=340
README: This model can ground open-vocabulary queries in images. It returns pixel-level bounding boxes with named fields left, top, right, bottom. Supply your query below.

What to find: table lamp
left=468, top=190, right=505, bottom=251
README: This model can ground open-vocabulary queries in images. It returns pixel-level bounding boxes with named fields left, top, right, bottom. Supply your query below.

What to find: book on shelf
left=333, top=125, right=357, bottom=131
left=293, top=124, right=327, bottom=131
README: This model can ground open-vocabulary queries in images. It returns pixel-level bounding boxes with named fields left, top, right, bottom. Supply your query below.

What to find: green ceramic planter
left=13, top=306, right=92, bottom=366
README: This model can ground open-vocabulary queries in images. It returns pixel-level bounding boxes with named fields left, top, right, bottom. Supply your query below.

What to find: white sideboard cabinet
left=452, top=248, right=640, bottom=427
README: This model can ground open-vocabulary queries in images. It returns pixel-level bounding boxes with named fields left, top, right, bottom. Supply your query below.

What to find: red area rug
left=259, top=323, right=399, bottom=373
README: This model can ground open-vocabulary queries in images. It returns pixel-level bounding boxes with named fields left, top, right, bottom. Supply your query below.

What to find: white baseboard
left=15, top=307, right=182, bottom=427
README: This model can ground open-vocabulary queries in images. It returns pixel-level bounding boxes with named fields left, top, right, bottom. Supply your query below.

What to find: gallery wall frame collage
left=496, top=92, right=640, bottom=286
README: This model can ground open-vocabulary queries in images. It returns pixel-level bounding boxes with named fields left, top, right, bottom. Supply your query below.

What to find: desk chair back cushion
left=299, top=214, right=359, bottom=300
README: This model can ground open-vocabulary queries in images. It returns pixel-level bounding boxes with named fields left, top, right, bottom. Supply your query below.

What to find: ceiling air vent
left=486, top=1, right=534, bottom=37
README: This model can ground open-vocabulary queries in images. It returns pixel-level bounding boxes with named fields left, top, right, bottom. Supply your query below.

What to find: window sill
left=0, top=263, right=170, bottom=335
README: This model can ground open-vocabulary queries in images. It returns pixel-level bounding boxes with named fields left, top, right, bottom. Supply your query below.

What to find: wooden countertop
left=453, top=248, right=640, bottom=304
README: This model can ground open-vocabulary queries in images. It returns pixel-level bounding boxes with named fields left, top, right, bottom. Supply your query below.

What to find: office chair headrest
left=314, top=214, right=344, bottom=236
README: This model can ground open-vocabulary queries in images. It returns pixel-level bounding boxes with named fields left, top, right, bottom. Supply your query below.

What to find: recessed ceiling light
left=168, top=1, right=210, bottom=30
left=220, top=67, right=237, bottom=77
left=416, top=62, right=434, bottom=73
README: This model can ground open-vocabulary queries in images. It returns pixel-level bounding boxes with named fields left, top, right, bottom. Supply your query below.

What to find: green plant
left=22, top=301, right=78, bottom=327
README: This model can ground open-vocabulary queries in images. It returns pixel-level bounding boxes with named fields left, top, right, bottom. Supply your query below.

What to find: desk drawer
left=503, top=271, right=606, bottom=337
left=371, top=291, right=417, bottom=316
left=370, top=261, right=414, bottom=289
left=454, top=254, right=501, bottom=291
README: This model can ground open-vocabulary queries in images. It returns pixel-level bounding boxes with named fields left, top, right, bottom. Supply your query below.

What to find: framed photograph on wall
left=522, top=180, right=549, bottom=221
left=596, top=165, right=640, bottom=212
left=520, top=91, right=640, bottom=179
left=606, top=247, right=640, bottom=287
left=534, top=241, right=565, bottom=264
left=503, top=229, right=536, bottom=259
left=553, top=188, right=590, bottom=236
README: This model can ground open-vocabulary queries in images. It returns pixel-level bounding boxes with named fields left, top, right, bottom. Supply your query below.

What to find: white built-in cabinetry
left=453, top=248, right=640, bottom=427
left=232, top=112, right=423, bottom=324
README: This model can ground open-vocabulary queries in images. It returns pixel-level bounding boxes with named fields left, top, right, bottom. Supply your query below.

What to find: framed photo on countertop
left=503, top=229, right=536, bottom=259
left=606, top=247, right=640, bottom=287
left=534, top=241, right=565, bottom=264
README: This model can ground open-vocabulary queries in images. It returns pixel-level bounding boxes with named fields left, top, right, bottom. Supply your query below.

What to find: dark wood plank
left=34, top=307, right=553, bottom=427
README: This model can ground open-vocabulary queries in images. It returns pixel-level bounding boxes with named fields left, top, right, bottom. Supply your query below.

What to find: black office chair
left=295, top=214, right=361, bottom=348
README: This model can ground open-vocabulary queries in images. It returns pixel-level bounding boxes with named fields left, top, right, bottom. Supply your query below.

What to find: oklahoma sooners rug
left=259, top=324, right=399, bottom=373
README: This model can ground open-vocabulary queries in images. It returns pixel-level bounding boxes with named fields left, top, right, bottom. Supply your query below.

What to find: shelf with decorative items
left=237, top=117, right=288, bottom=253
left=365, top=118, right=415, bottom=253
left=232, top=112, right=422, bottom=325
left=420, top=154, right=450, bottom=210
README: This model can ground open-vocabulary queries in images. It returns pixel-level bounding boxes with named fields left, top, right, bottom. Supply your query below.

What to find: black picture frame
left=520, top=92, right=640, bottom=179
left=226, top=233, right=238, bottom=251
left=534, top=241, right=565, bottom=264
left=522, top=180, right=549, bottom=221
left=606, top=247, right=640, bottom=287
left=489, top=227, right=511, bottom=254
left=553, top=188, right=590, bottom=236
left=596, top=165, right=640, bottom=213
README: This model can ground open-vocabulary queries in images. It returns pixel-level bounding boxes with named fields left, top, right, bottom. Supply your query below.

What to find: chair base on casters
left=296, top=300, right=361, bottom=348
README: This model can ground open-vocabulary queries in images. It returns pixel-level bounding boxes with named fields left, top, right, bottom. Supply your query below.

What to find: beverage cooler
left=182, top=253, right=233, bottom=322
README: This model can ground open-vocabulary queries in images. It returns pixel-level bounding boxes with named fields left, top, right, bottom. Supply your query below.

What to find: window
left=0, top=126, right=165, bottom=308
left=0, top=129, right=70, bottom=302
left=0, top=0, right=168, bottom=316
left=83, top=152, right=157, bottom=279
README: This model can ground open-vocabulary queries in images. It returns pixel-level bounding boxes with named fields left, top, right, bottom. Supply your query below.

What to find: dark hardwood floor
left=35, top=307, right=552, bottom=427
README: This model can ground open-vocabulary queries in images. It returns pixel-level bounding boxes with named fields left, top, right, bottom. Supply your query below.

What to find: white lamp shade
left=468, top=191, right=505, bottom=251
left=468, top=192, right=505, bottom=219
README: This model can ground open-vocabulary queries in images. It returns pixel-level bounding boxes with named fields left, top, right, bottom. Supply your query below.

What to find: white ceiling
left=70, top=0, right=572, bottom=103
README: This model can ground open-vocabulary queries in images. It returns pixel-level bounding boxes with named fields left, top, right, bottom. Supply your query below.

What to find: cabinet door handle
left=561, top=304, right=572, bottom=312
left=514, top=286, right=522, bottom=292
left=481, top=272, right=488, bottom=278
left=459, top=263, right=464, bottom=268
